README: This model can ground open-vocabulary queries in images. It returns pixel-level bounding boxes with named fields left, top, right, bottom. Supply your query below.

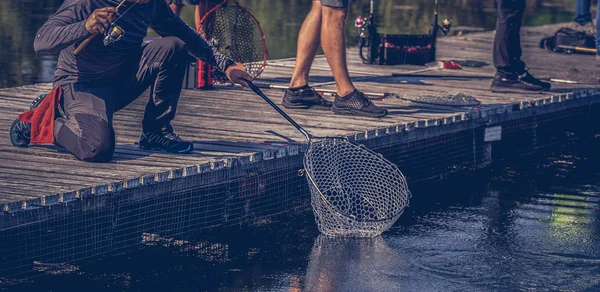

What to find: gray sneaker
left=332, top=90, right=388, bottom=118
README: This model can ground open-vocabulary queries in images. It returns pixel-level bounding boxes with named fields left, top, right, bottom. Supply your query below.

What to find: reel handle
left=74, top=33, right=97, bottom=55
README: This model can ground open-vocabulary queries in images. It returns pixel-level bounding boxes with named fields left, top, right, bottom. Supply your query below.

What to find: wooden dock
left=1, top=23, right=600, bottom=278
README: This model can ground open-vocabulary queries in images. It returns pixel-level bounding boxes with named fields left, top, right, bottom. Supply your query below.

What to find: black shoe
left=490, top=71, right=550, bottom=93
left=332, top=90, right=388, bottom=118
left=282, top=85, right=332, bottom=110
left=9, top=93, right=49, bottom=148
left=138, top=131, right=194, bottom=153
left=10, top=119, right=31, bottom=148
left=518, top=70, right=551, bottom=91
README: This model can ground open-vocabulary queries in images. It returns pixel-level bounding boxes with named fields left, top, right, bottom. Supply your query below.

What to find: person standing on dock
left=570, top=0, right=600, bottom=59
left=490, top=0, right=551, bottom=93
left=9, top=0, right=251, bottom=162
left=282, top=0, right=388, bottom=118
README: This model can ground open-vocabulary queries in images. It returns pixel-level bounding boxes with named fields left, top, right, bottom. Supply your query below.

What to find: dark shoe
left=9, top=93, right=49, bottom=148
left=332, top=90, right=388, bottom=118
left=10, top=119, right=31, bottom=148
left=282, top=85, right=332, bottom=110
left=139, top=131, right=194, bottom=153
left=490, top=71, right=550, bottom=93
left=518, top=70, right=551, bottom=91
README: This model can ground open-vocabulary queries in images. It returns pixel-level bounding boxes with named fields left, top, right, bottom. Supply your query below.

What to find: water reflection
left=304, top=235, right=409, bottom=291
left=0, top=0, right=577, bottom=88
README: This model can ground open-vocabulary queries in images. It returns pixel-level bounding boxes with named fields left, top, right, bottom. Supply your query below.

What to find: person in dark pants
left=9, top=0, right=251, bottom=162
left=282, top=0, right=388, bottom=118
left=490, top=0, right=551, bottom=93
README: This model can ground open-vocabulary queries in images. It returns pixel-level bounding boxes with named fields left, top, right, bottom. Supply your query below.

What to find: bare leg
left=321, top=5, right=355, bottom=97
left=169, top=3, right=182, bottom=16
left=289, top=1, right=323, bottom=89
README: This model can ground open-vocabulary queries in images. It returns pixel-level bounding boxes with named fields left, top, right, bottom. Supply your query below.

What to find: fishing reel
left=354, top=16, right=370, bottom=45
left=439, top=18, right=452, bottom=36
left=103, top=24, right=125, bottom=46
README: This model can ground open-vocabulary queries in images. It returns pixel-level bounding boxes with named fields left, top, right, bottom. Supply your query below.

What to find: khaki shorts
left=320, top=0, right=349, bottom=8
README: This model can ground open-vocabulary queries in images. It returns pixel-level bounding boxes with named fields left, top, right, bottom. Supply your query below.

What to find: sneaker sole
left=490, top=86, right=545, bottom=94
left=281, top=100, right=331, bottom=111
left=331, top=105, right=387, bottom=118
left=139, top=144, right=194, bottom=154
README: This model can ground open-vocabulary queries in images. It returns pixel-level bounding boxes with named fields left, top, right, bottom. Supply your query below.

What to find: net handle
left=247, top=82, right=312, bottom=141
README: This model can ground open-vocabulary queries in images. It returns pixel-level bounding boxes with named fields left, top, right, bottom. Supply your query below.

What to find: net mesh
left=304, top=138, right=411, bottom=238
left=202, top=0, right=266, bottom=84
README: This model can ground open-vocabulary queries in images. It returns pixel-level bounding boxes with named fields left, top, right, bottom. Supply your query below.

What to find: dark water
left=2, top=149, right=600, bottom=291
left=0, top=0, right=577, bottom=88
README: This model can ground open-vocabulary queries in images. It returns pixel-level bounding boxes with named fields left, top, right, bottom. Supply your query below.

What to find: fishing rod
left=310, top=60, right=463, bottom=88
left=557, top=45, right=596, bottom=54
left=74, top=0, right=140, bottom=54
left=250, top=82, right=481, bottom=108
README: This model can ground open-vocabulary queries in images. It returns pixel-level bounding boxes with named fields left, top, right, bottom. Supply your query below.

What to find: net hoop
left=199, top=0, right=267, bottom=85
left=302, top=137, right=411, bottom=237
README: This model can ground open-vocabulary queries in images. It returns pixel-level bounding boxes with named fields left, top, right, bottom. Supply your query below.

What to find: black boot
left=282, top=85, right=332, bottom=110
left=332, top=90, right=388, bottom=118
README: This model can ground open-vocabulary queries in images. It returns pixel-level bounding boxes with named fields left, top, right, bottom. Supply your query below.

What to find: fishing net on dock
left=403, top=92, right=481, bottom=107
left=200, top=0, right=267, bottom=85
left=303, top=137, right=411, bottom=238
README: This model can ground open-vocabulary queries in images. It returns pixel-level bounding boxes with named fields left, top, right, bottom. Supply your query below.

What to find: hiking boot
left=282, top=85, right=332, bottom=110
left=138, top=131, right=194, bottom=153
left=490, top=70, right=550, bottom=94
left=570, top=21, right=596, bottom=36
left=9, top=93, right=49, bottom=148
left=332, top=90, right=388, bottom=118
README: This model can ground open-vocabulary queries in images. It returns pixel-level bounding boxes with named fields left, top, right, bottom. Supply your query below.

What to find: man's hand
left=85, top=7, right=118, bottom=34
left=225, top=63, right=252, bottom=87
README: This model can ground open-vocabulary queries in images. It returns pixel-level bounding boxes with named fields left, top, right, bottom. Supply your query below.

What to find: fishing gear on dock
left=355, top=0, right=451, bottom=65
left=251, top=82, right=480, bottom=108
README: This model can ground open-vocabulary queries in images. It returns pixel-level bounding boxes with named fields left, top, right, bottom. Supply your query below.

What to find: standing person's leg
left=321, top=0, right=387, bottom=118
left=289, top=1, right=324, bottom=89
left=493, top=0, right=526, bottom=74
left=491, top=0, right=549, bottom=93
left=575, top=0, right=592, bottom=24
left=281, top=1, right=332, bottom=110
left=320, top=4, right=354, bottom=97
left=116, top=37, right=193, bottom=153
left=572, top=0, right=596, bottom=35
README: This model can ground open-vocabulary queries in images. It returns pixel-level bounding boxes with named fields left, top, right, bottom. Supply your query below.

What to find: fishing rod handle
left=74, top=33, right=98, bottom=55
left=247, top=82, right=311, bottom=140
